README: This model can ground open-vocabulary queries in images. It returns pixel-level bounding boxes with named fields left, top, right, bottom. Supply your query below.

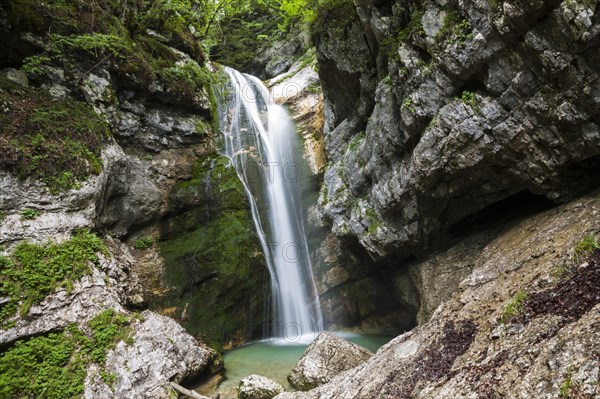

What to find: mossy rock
left=158, top=154, right=268, bottom=348
left=0, top=76, right=109, bottom=192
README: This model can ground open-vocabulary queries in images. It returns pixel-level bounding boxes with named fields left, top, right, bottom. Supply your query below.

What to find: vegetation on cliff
left=0, top=76, right=109, bottom=193
left=0, top=230, right=107, bottom=325
left=159, top=154, right=268, bottom=350
left=0, top=310, right=136, bottom=399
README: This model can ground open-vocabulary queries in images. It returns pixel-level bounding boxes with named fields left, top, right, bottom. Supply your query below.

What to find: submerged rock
left=238, top=374, right=285, bottom=399
left=288, top=332, right=372, bottom=391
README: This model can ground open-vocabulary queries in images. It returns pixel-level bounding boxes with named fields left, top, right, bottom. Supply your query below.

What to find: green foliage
left=573, top=234, right=600, bottom=262
left=437, top=11, right=473, bottom=46
left=208, top=1, right=282, bottom=70
left=0, top=230, right=107, bottom=324
left=279, top=0, right=315, bottom=31
left=21, top=55, right=53, bottom=76
left=461, top=91, right=477, bottom=108
left=20, top=208, right=41, bottom=220
left=86, top=309, right=132, bottom=364
left=133, top=236, right=155, bottom=250
left=310, top=0, right=356, bottom=37
left=398, top=9, right=425, bottom=42
left=140, top=0, right=204, bottom=59
left=49, top=33, right=134, bottom=61
left=500, top=289, right=528, bottom=324
left=366, top=208, right=380, bottom=235
left=0, top=77, right=108, bottom=193
left=559, top=365, right=573, bottom=398
left=402, top=97, right=416, bottom=113
left=0, top=211, right=6, bottom=223
left=348, top=131, right=365, bottom=152
left=0, top=310, right=134, bottom=398
left=0, top=330, right=86, bottom=399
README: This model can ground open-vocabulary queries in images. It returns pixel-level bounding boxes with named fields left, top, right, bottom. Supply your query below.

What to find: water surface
left=196, top=333, right=392, bottom=399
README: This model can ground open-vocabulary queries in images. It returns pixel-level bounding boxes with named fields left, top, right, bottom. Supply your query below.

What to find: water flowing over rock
left=216, top=67, right=323, bottom=338
left=238, top=375, right=285, bottom=399
left=287, top=332, right=373, bottom=391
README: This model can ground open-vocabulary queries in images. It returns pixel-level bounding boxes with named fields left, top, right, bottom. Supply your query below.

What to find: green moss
left=0, top=310, right=134, bottom=398
left=310, top=0, right=356, bottom=39
left=0, top=230, right=107, bottom=324
left=366, top=208, right=380, bottom=235
left=159, top=60, right=213, bottom=100
left=0, top=77, right=109, bottom=193
left=158, top=154, right=267, bottom=346
left=500, top=289, right=528, bottom=324
left=348, top=131, right=365, bottom=152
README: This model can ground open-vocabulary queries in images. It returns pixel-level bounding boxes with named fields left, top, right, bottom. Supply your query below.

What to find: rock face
left=314, top=0, right=600, bottom=258
left=270, top=61, right=326, bottom=175
left=238, top=375, right=285, bottom=399
left=0, top=4, right=266, bottom=396
left=288, top=332, right=373, bottom=391
left=275, top=191, right=600, bottom=399
left=85, top=311, right=221, bottom=399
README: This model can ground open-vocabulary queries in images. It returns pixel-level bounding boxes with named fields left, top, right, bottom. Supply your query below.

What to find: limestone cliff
left=276, top=190, right=600, bottom=399
left=314, top=0, right=600, bottom=258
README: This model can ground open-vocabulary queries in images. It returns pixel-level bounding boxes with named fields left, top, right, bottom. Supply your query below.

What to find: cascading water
left=216, top=67, right=323, bottom=341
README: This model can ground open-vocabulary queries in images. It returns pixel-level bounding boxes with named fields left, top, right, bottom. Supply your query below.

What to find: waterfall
left=216, top=67, right=323, bottom=341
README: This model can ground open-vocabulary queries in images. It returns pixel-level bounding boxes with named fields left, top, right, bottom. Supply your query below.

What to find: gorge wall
left=290, top=0, right=600, bottom=332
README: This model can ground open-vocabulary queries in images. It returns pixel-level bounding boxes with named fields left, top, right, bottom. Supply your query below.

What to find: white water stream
left=216, top=67, right=323, bottom=340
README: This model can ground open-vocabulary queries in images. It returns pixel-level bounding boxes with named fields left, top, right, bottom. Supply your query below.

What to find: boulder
left=288, top=332, right=372, bottom=391
left=238, top=374, right=285, bottom=399
left=84, top=310, right=221, bottom=399
left=1, top=68, right=28, bottom=86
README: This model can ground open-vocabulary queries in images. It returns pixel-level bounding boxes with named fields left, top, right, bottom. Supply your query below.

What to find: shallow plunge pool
left=195, top=333, right=392, bottom=399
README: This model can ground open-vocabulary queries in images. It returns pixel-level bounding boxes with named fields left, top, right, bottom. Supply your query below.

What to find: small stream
left=196, top=333, right=392, bottom=398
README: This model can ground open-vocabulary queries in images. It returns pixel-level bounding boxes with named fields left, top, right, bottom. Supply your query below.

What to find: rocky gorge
left=1, top=0, right=599, bottom=398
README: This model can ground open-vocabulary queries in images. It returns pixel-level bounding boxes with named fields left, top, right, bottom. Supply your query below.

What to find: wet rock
left=269, top=63, right=326, bottom=175
left=288, top=332, right=372, bottom=391
left=238, top=375, right=285, bottom=399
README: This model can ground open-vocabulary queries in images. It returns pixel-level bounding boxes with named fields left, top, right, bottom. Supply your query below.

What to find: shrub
left=133, top=236, right=155, bottom=250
